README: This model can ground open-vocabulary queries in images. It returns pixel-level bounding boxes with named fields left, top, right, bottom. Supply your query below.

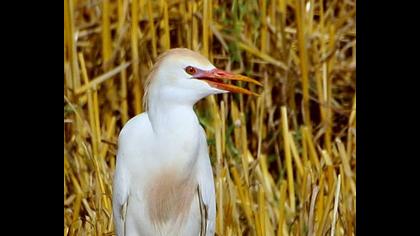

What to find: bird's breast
left=146, top=166, right=197, bottom=228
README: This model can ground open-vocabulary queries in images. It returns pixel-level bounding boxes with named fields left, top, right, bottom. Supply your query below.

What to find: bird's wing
left=112, top=154, right=129, bottom=236
left=197, top=126, right=216, bottom=236
left=112, top=113, right=156, bottom=235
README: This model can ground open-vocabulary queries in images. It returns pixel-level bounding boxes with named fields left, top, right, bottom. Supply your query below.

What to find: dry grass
left=64, top=0, right=356, bottom=235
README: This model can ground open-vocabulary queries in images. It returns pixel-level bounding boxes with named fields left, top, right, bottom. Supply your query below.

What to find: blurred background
left=64, top=0, right=355, bottom=235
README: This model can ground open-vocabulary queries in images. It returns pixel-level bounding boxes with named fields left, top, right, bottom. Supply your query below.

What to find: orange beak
left=193, top=68, right=262, bottom=96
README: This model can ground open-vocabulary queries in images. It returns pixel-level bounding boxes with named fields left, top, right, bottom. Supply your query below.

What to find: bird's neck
left=147, top=101, right=199, bottom=136
left=147, top=102, right=202, bottom=177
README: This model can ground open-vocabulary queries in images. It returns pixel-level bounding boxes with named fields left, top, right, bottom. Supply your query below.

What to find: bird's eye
left=185, top=66, right=197, bottom=75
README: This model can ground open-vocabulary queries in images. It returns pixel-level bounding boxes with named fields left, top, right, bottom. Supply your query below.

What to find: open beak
left=193, top=68, right=262, bottom=96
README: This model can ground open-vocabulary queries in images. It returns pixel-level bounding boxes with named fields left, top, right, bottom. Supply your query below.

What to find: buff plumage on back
left=142, top=50, right=167, bottom=111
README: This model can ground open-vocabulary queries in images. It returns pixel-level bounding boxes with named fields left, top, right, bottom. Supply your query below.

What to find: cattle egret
left=113, top=48, right=261, bottom=236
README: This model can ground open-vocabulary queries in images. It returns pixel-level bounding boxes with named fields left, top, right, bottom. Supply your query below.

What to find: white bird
left=112, top=48, right=261, bottom=236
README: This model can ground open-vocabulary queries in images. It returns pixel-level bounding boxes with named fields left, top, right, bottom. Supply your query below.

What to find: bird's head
left=145, top=48, right=262, bottom=109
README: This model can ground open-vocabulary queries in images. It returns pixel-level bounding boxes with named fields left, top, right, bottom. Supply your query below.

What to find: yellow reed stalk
left=216, top=167, right=224, bottom=234
left=202, top=0, right=209, bottom=57
left=117, top=0, right=129, bottom=124
left=101, top=0, right=119, bottom=110
left=336, top=138, right=353, bottom=178
left=259, top=154, right=274, bottom=198
left=82, top=198, right=95, bottom=220
left=295, top=0, right=311, bottom=130
left=281, top=106, right=295, bottom=212
left=240, top=112, right=250, bottom=186
left=347, top=95, right=356, bottom=160
left=236, top=41, right=287, bottom=70
left=325, top=24, right=336, bottom=155
left=316, top=171, right=338, bottom=236
left=318, top=0, right=332, bottom=155
left=71, top=175, right=83, bottom=223
left=64, top=0, right=80, bottom=91
left=303, top=126, right=321, bottom=171
left=231, top=100, right=241, bottom=149
left=306, top=0, right=314, bottom=34
left=308, top=185, right=320, bottom=236
left=75, top=62, right=131, bottom=95
left=277, top=180, right=287, bottom=236
left=277, top=0, right=287, bottom=54
left=100, top=116, right=116, bottom=160
left=131, top=0, right=142, bottom=114
left=260, top=0, right=267, bottom=53
left=300, top=172, right=310, bottom=233
left=161, top=0, right=170, bottom=50
left=208, top=0, right=213, bottom=61
left=92, top=87, right=101, bottom=157
left=330, top=175, right=341, bottom=236
left=186, top=2, right=192, bottom=49
left=288, top=132, right=304, bottom=178
left=301, top=126, right=309, bottom=167
left=102, top=0, right=112, bottom=63
left=220, top=100, right=226, bottom=154
left=257, top=96, right=264, bottom=160
left=321, top=149, right=333, bottom=167
left=192, top=2, right=198, bottom=50
left=316, top=173, right=325, bottom=223
left=231, top=167, right=253, bottom=226
left=258, top=186, right=266, bottom=235
left=119, top=62, right=128, bottom=124
left=146, top=0, right=157, bottom=58
left=78, top=53, right=98, bottom=156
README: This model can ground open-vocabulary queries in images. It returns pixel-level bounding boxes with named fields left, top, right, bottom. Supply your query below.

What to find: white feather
left=197, top=127, right=216, bottom=235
